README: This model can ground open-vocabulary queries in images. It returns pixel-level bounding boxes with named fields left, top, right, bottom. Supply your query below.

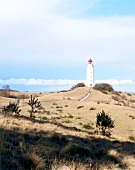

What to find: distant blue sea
left=0, top=84, right=135, bottom=94
left=5, top=84, right=73, bottom=93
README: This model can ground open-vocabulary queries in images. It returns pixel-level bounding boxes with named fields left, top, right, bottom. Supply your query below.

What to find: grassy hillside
left=0, top=87, right=135, bottom=169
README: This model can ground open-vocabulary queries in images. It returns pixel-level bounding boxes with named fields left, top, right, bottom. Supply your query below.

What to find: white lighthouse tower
left=86, top=58, right=94, bottom=87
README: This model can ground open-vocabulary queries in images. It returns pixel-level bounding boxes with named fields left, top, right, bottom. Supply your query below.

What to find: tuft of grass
left=51, top=116, right=61, bottom=120
left=128, top=136, right=135, bottom=141
left=90, top=107, right=96, bottom=110
left=52, top=102, right=57, bottom=105
left=127, top=92, right=132, bottom=96
left=67, top=113, right=74, bottom=118
left=130, top=99, right=135, bottom=103
left=77, top=106, right=84, bottom=109
left=114, top=103, right=122, bottom=106
left=62, top=120, right=72, bottom=123
left=113, top=91, right=120, bottom=96
left=24, top=152, right=45, bottom=169
left=57, top=109, right=63, bottom=113
left=112, top=95, right=120, bottom=102
left=56, top=106, right=63, bottom=108
left=61, top=143, right=90, bottom=157
left=129, top=115, right=135, bottom=119
left=41, top=116, right=48, bottom=120
left=76, top=117, right=81, bottom=119
left=83, top=122, right=94, bottom=130
left=121, top=95, right=127, bottom=100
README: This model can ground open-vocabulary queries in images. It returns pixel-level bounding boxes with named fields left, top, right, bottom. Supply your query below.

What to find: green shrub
left=2, top=102, right=21, bottom=116
left=71, top=82, right=85, bottom=90
left=96, top=110, right=115, bottom=137
left=28, top=95, right=42, bottom=118
left=94, top=83, right=114, bottom=92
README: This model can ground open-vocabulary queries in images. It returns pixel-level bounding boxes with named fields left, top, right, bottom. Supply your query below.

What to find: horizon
left=0, top=0, right=135, bottom=92
left=0, top=79, right=135, bottom=94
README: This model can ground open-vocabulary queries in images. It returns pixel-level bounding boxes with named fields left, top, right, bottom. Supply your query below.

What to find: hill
left=0, top=87, right=135, bottom=169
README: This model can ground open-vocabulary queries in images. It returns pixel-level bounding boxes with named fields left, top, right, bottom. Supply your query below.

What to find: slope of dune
left=0, top=87, right=135, bottom=169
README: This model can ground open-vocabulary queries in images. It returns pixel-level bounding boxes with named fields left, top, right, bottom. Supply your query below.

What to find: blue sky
left=0, top=0, right=135, bottom=92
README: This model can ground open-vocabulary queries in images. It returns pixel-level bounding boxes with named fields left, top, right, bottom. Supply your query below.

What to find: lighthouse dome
left=88, top=58, right=92, bottom=63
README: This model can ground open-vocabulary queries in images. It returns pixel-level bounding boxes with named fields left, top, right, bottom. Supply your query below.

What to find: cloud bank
left=0, top=79, right=84, bottom=86
left=0, top=78, right=135, bottom=86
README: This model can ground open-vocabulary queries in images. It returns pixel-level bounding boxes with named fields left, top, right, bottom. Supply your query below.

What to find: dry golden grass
left=0, top=87, right=135, bottom=169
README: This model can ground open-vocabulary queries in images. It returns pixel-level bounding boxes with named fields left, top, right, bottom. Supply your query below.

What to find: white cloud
left=0, top=78, right=85, bottom=86
left=0, top=78, right=135, bottom=86
left=0, top=78, right=135, bottom=93
left=1, top=15, right=135, bottom=67
left=0, top=0, right=135, bottom=84
left=95, top=79, right=135, bottom=85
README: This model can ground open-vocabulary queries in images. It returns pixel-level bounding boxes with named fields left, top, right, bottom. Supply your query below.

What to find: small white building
left=86, top=58, right=94, bottom=87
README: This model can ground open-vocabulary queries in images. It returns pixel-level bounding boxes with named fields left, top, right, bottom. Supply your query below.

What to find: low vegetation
left=94, top=83, right=114, bottom=92
left=28, top=95, right=42, bottom=118
left=128, top=136, right=135, bottom=141
left=0, top=86, right=135, bottom=169
left=1, top=102, right=21, bottom=117
left=71, top=82, right=85, bottom=90
left=77, top=105, right=84, bottom=109
left=83, top=122, right=94, bottom=129
left=96, top=110, right=115, bottom=137
left=0, top=84, right=11, bottom=97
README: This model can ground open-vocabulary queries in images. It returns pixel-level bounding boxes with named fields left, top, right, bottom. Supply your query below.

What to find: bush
left=0, top=84, right=11, bottom=97
left=93, top=83, right=114, bottom=92
left=96, top=110, right=115, bottom=137
left=71, top=82, right=85, bottom=90
left=28, top=95, right=42, bottom=118
left=2, top=102, right=21, bottom=116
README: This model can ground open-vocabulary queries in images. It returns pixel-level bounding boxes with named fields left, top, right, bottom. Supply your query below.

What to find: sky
left=0, top=0, right=135, bottom=92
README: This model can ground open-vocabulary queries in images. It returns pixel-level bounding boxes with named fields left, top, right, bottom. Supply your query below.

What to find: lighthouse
left=86, top=58, right=94, bottom=87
